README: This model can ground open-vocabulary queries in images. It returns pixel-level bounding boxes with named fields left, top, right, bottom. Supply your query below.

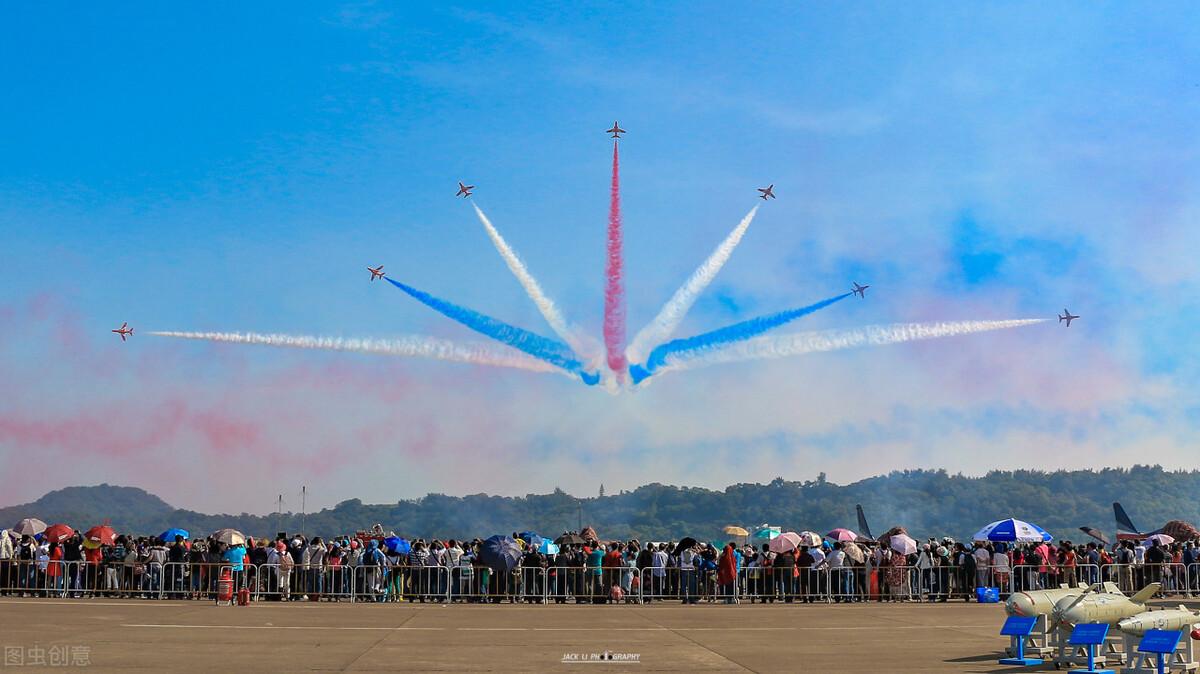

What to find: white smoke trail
left=471, top=202, right=598, bottom=359
left=148, top=331, right=567, bottom=376
left=626, top=204, right=760, bottom=364
left=660, top=318, right=1048, bottom=372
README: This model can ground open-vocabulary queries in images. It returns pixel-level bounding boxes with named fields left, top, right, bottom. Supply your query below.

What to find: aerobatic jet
left=456, top=181, right=474, bottom=198
left=852, top=282, right=870, bottom=298
left=367, top=265, right=385, bottom=281
left=1059, top=309, right=1079, bottom=327
left=111, top=322, right=133, bottom=342
left=757, top=185, right=775, bottom=200
left=606, top=121, right=625, bottom=138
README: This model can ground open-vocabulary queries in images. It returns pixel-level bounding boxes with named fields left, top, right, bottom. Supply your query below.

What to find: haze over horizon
left=2, top=4, right=1198, bottom=514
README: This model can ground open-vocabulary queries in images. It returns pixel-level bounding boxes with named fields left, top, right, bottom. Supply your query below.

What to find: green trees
left=4, top=466, right=1197, bottom=543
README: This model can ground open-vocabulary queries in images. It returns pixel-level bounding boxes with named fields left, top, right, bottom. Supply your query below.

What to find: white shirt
left=809, top=548, right=827, bottom=569
left=973, top=548, right=990, bottom=568
left=651, top=551, right=668, bottom=576
left=828, top=550, right=846, bottom=569
left=991, top=552, right=1010, bottom=572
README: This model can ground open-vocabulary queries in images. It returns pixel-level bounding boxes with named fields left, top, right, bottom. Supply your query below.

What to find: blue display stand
left=999, top=615, right=1043, bottom=666
left=1068, top=623, right=1114, bottom=674
left=1137, top=630, right=1184, bottom=674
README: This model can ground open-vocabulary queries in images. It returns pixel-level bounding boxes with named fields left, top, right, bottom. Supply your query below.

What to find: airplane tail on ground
left=856, top=504, right=874, bottom=540
left=1114, top=502, right=1142, bottom=540
left=1131, top=583, right=1162, bottom=604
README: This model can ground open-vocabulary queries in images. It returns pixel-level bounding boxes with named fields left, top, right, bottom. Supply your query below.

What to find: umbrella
left=82, top=538, right=102, bottom=550
left=85, top=525, right=116, bottom=546
left=768, top=532, right=803, bottom=554
left=1079, top=527, right=1111, bottom=546
left=973, top=518, right=1052, bottom=543
left=538, top=540, right=559, bottom=555
left=555, top=533, right=585, bottom=546
left=13, top=518, right=46, bottom=536
left=384, top=536, right=411, bottom=555
left=673, top=537, right=699, bottom=554
left=878, top=525, right=909, bottom=545
left=1142, top=533, right=1175, bottom=547
left=43, top=524, right=74, bottom=544
left=796, top=531, right=823, bottom=548
left=518, top=531, right=544, bottom=547
left=212, top=528, right=246, bottom=547
left=723, top=525, right=749, bottom=537
left=580, top=526, right=600, bottom=542
left=890, top=534, right=918, bottom=556
left=160, top=528, right=189, bottom=541
left=842, top=542, right=865, bottom=564
left=479, top=535, right=522, bottom=573
left=826, top=528, right=859, bottom=542
left=1160, top=520, right=1200, bottom=541
left=753, top=525, right=781, bottom=540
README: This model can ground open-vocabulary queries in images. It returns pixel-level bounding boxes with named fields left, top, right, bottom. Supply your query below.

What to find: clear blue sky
left=2, top=3, right=1198, bottom=513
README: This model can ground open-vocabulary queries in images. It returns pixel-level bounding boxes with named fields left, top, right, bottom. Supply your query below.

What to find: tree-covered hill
left=2, top=466, right=1196, bottom=543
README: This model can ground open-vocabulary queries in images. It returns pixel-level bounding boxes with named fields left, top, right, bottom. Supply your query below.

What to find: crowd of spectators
left=1, top=526, right=1197, bottom=604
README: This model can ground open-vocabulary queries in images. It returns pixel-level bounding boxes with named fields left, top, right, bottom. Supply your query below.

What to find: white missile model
left=1006, top=583, right=1094, bottom=617
left=1052, top=582, right=1161, bottom=627
left=1116, top=606, right=1200, bottom=637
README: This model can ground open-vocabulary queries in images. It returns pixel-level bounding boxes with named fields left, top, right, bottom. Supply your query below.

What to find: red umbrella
left=84, top=525, right=116, bottom=546
left=43, top=523, right=74, bottom=544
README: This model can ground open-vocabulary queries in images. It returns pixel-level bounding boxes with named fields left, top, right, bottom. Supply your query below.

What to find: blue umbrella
left=479, top=535, right=522, bottom=573
left=161, top=528, right=189, bottom=541
left=972, top=518, right=1052, bottom=543
left=383, top=537, right=411, bottom=555
left=538, top=540, right=559, bottom=555
left=518, top=531, right=543, bottom=547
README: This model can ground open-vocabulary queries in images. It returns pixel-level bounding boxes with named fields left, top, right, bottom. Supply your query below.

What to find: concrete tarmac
left=0, top=597, right=1049, bottom=672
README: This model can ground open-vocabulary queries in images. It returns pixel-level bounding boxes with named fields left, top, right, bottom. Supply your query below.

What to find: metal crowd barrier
left=1006, top=563, right=1100, bottom=596
left=3, top=556, right=1193, bottom=604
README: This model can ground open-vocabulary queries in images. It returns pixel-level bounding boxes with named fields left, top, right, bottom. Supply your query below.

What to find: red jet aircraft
left=368, top=265, right=385, bottom=281
left=112, top=322, right=133, bottom=341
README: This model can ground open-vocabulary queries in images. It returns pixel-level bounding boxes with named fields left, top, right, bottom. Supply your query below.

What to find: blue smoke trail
left=385, top=278, right=599, bottom=385
left=630, top=292, right=852, bottom=384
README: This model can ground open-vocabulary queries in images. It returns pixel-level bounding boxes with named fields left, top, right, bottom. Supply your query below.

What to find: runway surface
left=0, top=597, right=1032, bottom=672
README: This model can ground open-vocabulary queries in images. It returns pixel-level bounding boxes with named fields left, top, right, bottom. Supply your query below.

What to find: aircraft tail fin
left=1131, top=583, right=1162, bottom=604
left=1113, top=502, right=1141, bottom=536
left=856, top=504, right=874, bottom=541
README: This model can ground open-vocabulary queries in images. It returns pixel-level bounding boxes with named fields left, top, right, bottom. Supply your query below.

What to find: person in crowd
left=716, top=543, right=737, bottom=604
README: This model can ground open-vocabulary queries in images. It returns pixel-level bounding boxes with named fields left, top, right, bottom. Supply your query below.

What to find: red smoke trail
left=604, top=140, right=627, bottom=376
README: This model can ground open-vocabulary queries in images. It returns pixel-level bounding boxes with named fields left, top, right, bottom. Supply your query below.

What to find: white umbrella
left=1142, top=534, right=1175, bottom=547
left=890, top=534, right=918, bottom=556
left=796, top=531, right=823, bottom=547
left=212, top=528, right=246, bottom=547
left=13, top=518, right=47, bottom=536
left=768, top=532, right=802, bottom=554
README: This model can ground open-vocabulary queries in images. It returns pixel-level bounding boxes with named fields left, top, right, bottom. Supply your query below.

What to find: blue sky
left=2, top=3, right=1198, bottom=513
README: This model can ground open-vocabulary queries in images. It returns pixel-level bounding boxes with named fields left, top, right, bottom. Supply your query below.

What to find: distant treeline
left=2, top=466, right=1196, bottom=543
